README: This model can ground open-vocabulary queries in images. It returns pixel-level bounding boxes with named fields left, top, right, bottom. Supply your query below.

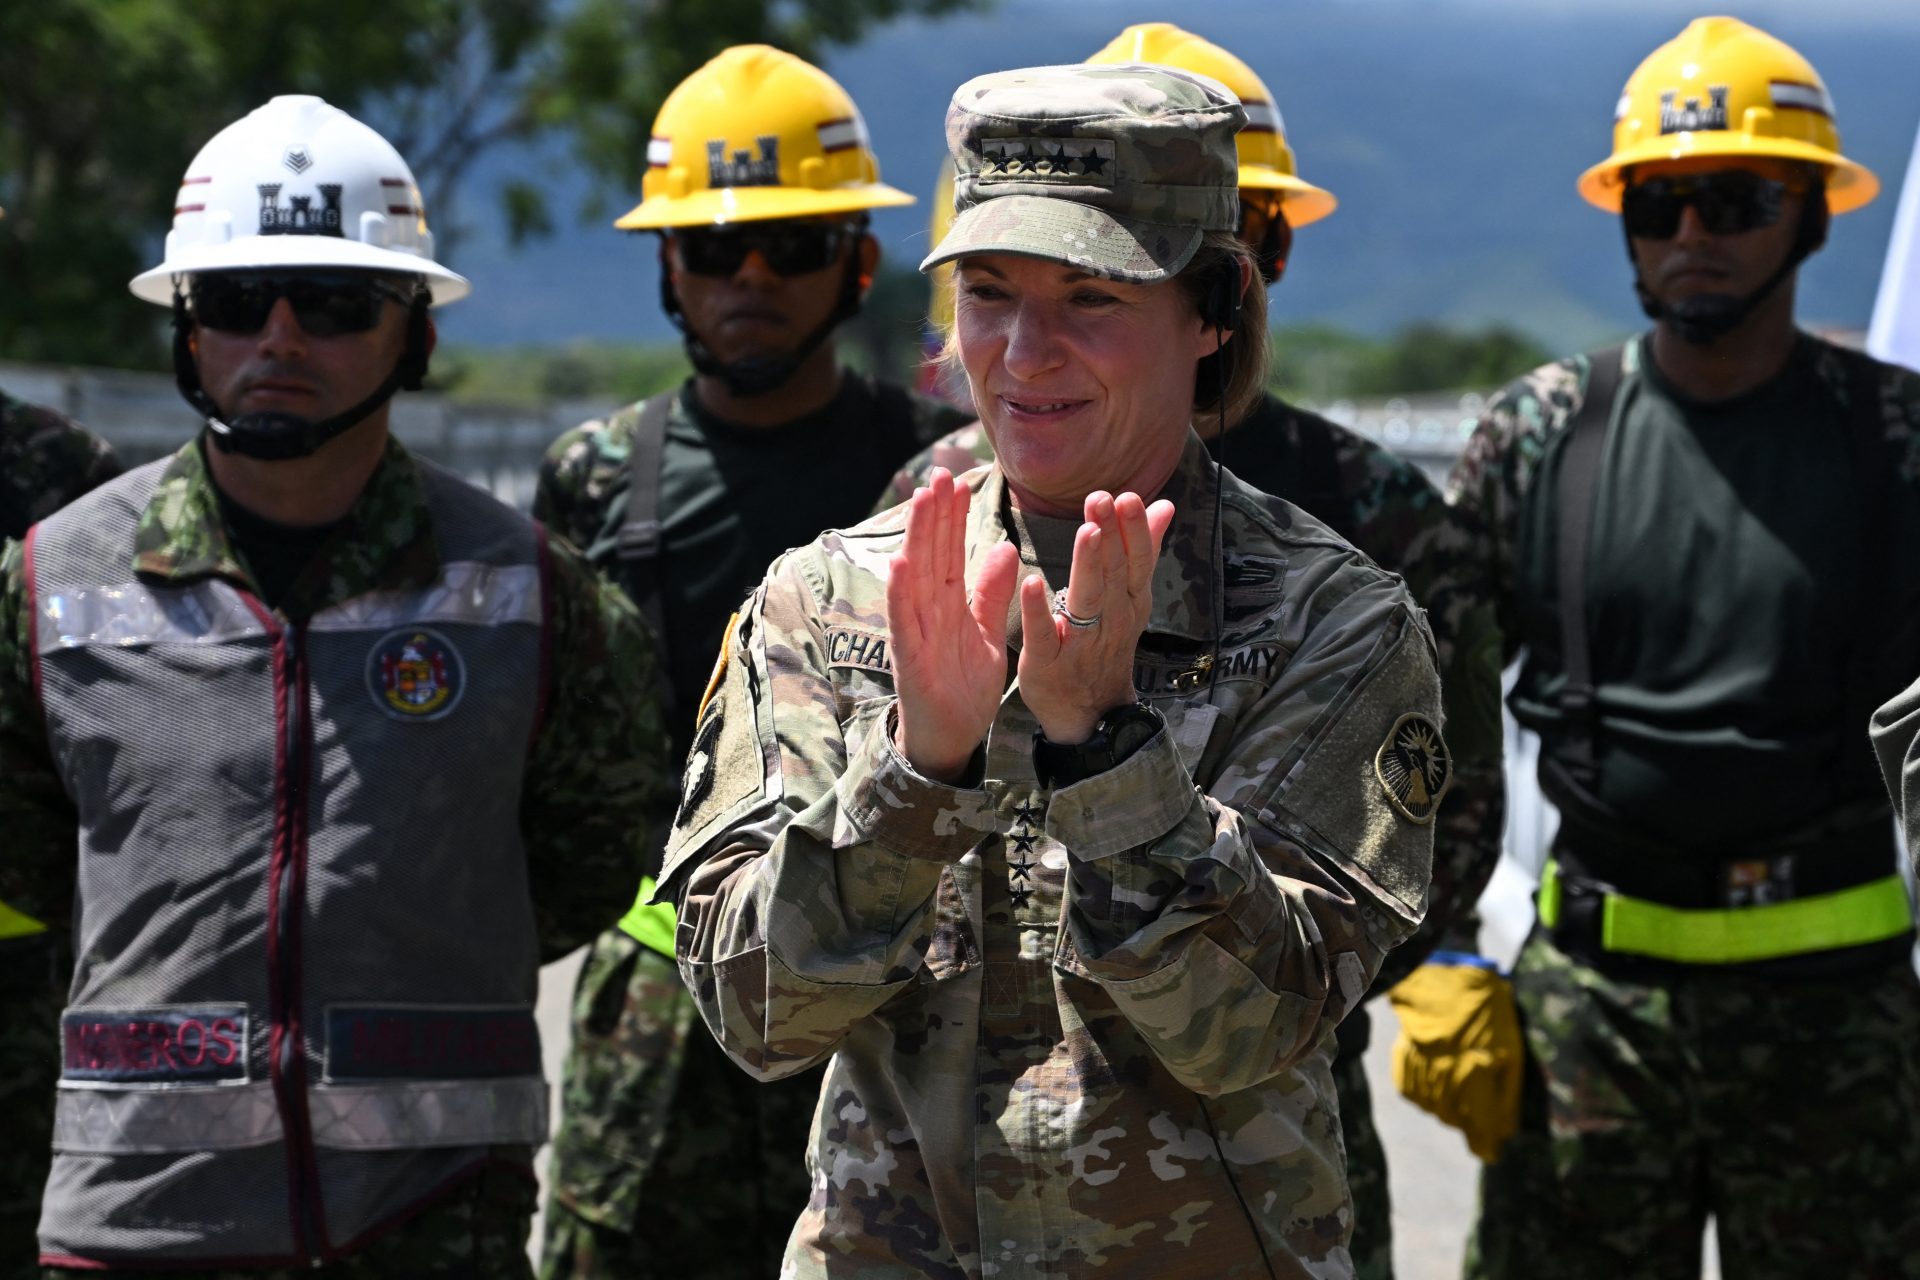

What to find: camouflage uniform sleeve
left=1446, top=360, right=1585, bottom=665
left=0, top=537, right=80, bottom=929
left=533, top=418, right=620, bottom=557
left=1373, top=502, right=1506, bottom=988
left=1051, top=576, right=1440, bottom=1094
left=1871, top=671, right=1920, bottom=872
left=76, top=429, right=124, bottom=496
left=521, top=532, right=670, bottom=961
left=658, top=553, right=998, bottom=1080
left=870, top=423, right=996, bottom=517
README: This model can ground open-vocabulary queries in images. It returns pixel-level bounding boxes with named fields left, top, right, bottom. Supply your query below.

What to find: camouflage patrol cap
left=919, top=63, right=1244, bottom=284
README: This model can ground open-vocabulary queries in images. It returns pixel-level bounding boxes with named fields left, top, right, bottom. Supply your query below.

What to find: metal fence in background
left=1, top=360, right=1481, bottom=508
left=0, top=357, right=1561, bottom=885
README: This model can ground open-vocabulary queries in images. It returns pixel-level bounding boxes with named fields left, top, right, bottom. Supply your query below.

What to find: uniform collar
left=967, top=431, right=1221, bottom=645
left=133, top=434, right=440, bottom=614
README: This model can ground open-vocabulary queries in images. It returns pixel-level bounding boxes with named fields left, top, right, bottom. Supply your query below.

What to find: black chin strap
left=658, top=222, right=868, bottom=398
left=173, top=289, right=430, bottom=461
left=1630, top=178, right=1829, bottom=347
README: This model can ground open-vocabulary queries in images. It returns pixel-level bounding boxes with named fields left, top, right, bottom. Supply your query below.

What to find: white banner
left=1868, top=117, right=1920, bottom=371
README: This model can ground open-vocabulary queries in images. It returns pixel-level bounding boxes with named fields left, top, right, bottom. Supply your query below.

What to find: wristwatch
left=1032, top=702, right=1163, bottom=789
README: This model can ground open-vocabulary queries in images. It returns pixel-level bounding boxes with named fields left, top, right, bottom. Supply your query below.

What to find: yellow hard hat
left=927, top=158, right=957, bottom=332
left=1579, top=16, right=1878, bottom=215
left=615, top=44, right=914, bottom=230
left=1086, top=22, right=1336, bottom=227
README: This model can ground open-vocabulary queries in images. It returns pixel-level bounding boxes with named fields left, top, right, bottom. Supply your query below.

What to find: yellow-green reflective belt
left=1538, top=859, right=1913, bottom=964
left=0, top=898, right=48, bottom=940
left=617, top=876, right=677, bottom=959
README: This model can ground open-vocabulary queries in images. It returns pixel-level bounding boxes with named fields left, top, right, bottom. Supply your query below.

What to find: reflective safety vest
left=0, top=897, right=46, bottom=939
left=29, top=455, right=552, bottom=1267
left=618, top=875, right=676, bottom=958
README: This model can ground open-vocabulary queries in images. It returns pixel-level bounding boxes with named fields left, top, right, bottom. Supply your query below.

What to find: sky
left=427, top=0, right=1920, bottom=351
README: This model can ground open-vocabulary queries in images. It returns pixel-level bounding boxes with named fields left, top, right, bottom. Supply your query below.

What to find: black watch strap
left=1032, top=702, right=1162, bottom=789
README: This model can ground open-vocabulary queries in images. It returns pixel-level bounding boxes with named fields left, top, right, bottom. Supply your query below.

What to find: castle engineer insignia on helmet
left=1656, top=86, right=1730, bottom=134
left=1375, top=712, right=1452, bottom=825
left=367, top=627, right=465, bottom=721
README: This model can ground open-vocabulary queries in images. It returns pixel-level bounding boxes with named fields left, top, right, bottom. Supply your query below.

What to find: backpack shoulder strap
left=615, top=391, right=677, bottom=716
left=1553, top=345, right=1625, bottom=789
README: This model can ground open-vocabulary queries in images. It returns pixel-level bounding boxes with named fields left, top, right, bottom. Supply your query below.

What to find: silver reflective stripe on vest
left=36, top=579, right=265, bottom=653
left=308, top=1077, right=548, bottom=1150
left=53, top=1081, right=284, bottom=1153
left=306, top=561, right=542, bottom=634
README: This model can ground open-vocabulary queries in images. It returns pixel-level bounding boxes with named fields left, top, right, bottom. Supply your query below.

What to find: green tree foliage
left=1271, top=322, right=1551, bottom=401
left=431, top=341, right=689, bottom=409
left=0, top=0, right=981, bottom=368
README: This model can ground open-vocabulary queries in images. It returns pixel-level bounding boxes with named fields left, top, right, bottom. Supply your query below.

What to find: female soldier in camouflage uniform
left=657, top=64, right=1444, bottom=1278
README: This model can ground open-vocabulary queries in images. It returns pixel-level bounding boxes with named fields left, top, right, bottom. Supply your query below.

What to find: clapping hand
left=889, top=471, right=1175, bottom=780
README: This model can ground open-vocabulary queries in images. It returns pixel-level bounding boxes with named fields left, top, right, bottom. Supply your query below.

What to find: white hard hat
left=130, top=95, right=470, bottom=306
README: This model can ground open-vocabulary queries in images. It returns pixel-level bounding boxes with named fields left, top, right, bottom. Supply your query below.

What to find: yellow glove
left=1386, top=954, right=1523, bottom=1162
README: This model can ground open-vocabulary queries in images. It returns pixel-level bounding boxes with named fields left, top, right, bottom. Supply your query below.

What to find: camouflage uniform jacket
left=661, top=434, right=1443, bottom=1278
left=879, top=393, right=1504, bottom=988
left=0, top=433, right=668, bottom=971
left=0, top=390, right=121, bottom=541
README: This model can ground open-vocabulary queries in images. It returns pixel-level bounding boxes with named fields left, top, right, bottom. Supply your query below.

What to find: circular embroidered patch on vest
left=1375, top=712, right=1452, bottom=825
left=366, top=627, right=466, bottom=721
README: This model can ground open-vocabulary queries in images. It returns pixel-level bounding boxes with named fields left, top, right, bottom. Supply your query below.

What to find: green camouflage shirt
left=0, top=433, right=668, bottom=960
left=1448, top=333, right=1920, bottom=848
left=536, top=373, right=967, bottom=762
left=661, top=434, right=1443, bottom=1277
left=0, top=390, right=121, bottom=542
left=880, top=392, right=1505, bottom=987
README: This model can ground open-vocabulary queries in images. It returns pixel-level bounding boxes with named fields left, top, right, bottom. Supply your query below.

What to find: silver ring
left=1051, top=596, right=1100, bottom=629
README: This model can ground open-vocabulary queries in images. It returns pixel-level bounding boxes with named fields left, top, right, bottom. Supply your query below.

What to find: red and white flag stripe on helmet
left=816, top=116, right=867, bottom=154
left=1770, top=80, right=1834, bottom=119
left=1240, top=99, right=1283, bottom=137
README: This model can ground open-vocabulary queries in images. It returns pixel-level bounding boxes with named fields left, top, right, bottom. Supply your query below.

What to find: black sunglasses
left=188, top=272, right=416, bottom=337
left=1621, top=171, right=1790, bottom=240
left=673, top=222, right=854, bottom=278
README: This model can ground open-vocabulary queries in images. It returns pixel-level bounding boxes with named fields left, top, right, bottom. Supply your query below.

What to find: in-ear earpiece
left=1202, top=264, right=1238, bottom=332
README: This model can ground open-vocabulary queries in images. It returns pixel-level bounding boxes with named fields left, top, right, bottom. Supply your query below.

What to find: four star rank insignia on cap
left=978, top=137, right=1116, bottom=185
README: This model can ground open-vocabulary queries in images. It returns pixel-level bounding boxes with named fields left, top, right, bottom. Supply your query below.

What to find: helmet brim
left=131, top=238, right=471, bottom=305
left=615, top=183, right=914, bottom=230
left=1578, top=137, right=1879, bottom=215
left=1237, top=167, right=1338, bottom=228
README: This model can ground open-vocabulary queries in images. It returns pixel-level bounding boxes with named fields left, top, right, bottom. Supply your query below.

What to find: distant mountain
left=433, top=0, right=1920, bottom=355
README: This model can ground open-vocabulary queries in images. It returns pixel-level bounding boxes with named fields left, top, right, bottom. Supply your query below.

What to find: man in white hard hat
left=0, top=95, right=667, bottom=1276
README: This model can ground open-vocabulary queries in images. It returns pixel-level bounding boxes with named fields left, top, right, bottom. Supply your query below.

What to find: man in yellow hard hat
left=534, top=45, right=967, bottom=1280
left=1442, top=17, right=1920, bottom=1276
left=879, top=24, right=1507, bottom=1279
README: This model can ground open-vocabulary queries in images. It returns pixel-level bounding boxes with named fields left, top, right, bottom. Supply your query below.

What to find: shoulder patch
left=675, top=704, right=724, bottom=829
left=1375, top=712, right=1452, bottom=825
left=696, top=611, right=736, bottom=723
